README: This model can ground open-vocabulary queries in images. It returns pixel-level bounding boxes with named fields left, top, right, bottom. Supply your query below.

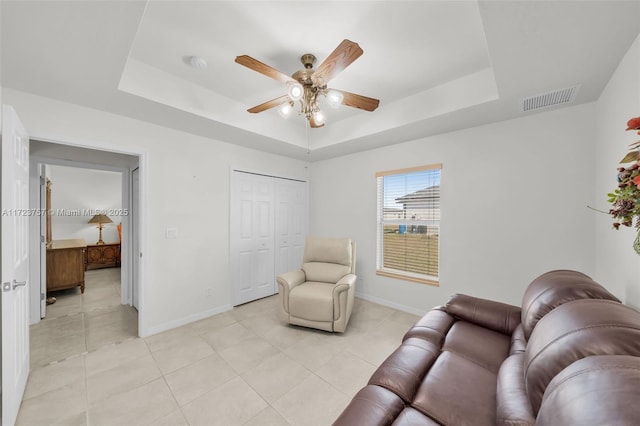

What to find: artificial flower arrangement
left=608, top=116, right=640, bottom=254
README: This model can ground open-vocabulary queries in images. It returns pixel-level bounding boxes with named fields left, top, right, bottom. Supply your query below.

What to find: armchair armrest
left=277, top=270, right=306, bottom=291
left=333, top=273, right=357, bottom=326
left=444, top=293, right=521, bottom=336
left=333, top=273, right=356, bottom=296
left=277, top=270, right=306, bottom=315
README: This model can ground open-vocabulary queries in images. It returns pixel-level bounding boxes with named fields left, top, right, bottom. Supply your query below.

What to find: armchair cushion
left=289, top=282, right=335, bottom=322
left=302, top=262, right=351, bottom=283
left=303, top=237, right=353, bottom=266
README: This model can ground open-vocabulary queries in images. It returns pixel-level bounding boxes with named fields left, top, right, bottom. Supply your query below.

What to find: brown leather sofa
left=334, top=270, right=640, bottom=425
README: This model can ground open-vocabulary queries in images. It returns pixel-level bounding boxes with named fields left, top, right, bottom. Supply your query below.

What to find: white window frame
left=376, top=164, right=441, bottom=286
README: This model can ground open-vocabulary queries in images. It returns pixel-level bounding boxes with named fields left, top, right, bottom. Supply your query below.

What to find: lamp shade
left=88, top=214, right=113, bottom=225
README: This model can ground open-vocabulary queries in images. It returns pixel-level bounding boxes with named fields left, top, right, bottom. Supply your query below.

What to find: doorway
left=31, top=163, right=136, bottom=366
left=30, top=141, right=144, bottom=342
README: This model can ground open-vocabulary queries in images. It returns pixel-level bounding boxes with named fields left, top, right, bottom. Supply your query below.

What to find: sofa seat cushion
left=412, top=351, right=499, bottom=426
left=441, top=321, right=511, bottom=374
left=289, top=281, right=335, bottom=322
left=392, top=407, right=440, bottom=425
left=369, top=337, right=440, bottom=402
left=396, top=313, right=511, bottom=425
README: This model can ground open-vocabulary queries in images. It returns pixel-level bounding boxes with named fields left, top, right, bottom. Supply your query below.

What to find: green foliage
left=608, top=118, right=640, bottom=253
left=609, top=163, right=640, bottom=230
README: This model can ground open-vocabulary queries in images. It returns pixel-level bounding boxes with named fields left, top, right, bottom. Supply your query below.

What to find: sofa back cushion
left=524, top=299, right=640, bottom=414
left=537, top=355, right=640, bottom=425
left=520, top=269, right=619, bottom=340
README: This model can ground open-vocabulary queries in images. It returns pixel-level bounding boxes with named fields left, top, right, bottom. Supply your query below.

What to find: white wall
left=594, top=33, right=640, bottom=308
left=4, top=88, right=309, bottom=336
left=310, top=103, right=597, bottom=313
left=48, top=165, right=122, bottom=244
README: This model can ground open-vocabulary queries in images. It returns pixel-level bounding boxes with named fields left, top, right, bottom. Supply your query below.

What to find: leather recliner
left=277, top=236, right=356, bottom=333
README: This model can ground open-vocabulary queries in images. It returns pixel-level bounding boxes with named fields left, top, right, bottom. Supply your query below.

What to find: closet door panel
left=231, top=172, right=275, bottom=305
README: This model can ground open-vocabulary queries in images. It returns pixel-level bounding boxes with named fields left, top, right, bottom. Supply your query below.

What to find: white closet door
left=231, top=172, right=276, bottom=306
left=275, top=179, right=307, bottom=278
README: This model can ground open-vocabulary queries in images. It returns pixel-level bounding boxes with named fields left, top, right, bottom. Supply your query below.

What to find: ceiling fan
left=235, top=39, right=380, bottom=128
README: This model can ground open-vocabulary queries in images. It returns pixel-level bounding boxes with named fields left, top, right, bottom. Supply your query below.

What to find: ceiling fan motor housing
left=300, top=53, right=316, bottom=69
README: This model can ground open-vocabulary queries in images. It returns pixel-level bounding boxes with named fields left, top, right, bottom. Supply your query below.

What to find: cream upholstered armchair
left=277, top=236, right=356, bottom=333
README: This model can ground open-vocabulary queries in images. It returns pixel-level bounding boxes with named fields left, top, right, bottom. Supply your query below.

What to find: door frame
left=29, top=158, right=130, bottom=317
left=26, top=136, right=149, bottom=335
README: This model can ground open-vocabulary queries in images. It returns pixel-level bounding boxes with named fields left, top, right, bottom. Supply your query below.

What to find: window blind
left=376, top=164, right=441, bottom=284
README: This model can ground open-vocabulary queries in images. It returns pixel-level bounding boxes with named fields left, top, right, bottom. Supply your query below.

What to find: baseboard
left=140, top=304, right=233, bottom=337
left=355, top=292, right=427, bottom=317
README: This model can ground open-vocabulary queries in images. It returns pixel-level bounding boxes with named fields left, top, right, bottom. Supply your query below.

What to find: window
left=376, top=164, right=441, bottom=285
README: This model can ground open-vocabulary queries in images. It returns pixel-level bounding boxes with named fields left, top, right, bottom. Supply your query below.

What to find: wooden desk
left=85, top=242, right=121, bottom=270
left=47, top=239, right=87, bottom=293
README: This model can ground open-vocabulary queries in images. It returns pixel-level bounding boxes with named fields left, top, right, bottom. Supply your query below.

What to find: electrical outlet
left=207, top=288, right=212, bottom=296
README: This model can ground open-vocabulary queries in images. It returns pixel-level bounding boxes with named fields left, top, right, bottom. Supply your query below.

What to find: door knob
left=2, top=280, right=26, bottom=292
left=13, top=279, right=27, bottom=290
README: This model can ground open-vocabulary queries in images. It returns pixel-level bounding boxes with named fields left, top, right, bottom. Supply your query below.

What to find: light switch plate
left=165, top=227, right=178, bottom=239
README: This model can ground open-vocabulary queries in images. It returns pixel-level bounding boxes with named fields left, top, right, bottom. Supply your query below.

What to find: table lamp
left=88, top=214, right=112, bottom=245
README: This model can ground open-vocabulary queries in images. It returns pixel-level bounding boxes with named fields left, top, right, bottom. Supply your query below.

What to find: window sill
left=376, top=269, right=439, bottom=287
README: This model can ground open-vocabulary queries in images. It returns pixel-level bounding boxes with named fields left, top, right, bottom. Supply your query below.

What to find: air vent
left=521, top=85, right=580, bottom=112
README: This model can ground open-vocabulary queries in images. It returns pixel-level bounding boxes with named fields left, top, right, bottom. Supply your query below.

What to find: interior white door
left=231, top=172, right=275, bottom=305
left=1, top=105, right=31, bottom=426
left=275, top=179, right=307, bottom=277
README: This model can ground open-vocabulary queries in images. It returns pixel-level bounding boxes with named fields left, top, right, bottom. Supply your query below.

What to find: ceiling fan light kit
left=287, top=82, right=304, bottom=101
left=278, top=101, right=294, bottom=119
left=326, top=90, right=344, bottom=108
left=235, top=39, right=380, bottom=128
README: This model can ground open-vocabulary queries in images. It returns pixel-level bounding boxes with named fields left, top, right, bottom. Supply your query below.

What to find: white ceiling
left=2, top=1, right=639, bottom=161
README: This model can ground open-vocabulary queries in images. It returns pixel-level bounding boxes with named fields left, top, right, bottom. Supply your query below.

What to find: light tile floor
left=18, top=274, right=420, bottom=426
left=29, top=267, right=137, bottom=369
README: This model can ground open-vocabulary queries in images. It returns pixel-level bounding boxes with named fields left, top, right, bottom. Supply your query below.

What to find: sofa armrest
left=444, top=293, right=521, bottom=335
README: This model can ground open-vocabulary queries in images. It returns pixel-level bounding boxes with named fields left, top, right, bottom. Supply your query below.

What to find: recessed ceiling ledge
left=312, top=67, right=499, bottom=151
left=118, top=58, right=307, bottom=148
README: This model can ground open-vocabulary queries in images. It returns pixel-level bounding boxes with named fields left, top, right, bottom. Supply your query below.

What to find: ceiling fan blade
left=333, top=89, right=380, bottom=112
left=312, top=39, right=363, bottom=85
left=235, top=55, right=296, bottom=84
left=247, top=95, right=290, bottom=113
